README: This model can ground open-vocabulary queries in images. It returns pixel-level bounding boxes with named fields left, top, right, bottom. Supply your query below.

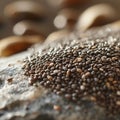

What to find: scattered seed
left=53, top=105, right=61, bottom=111
left=80, top=85, right=85, bottom=90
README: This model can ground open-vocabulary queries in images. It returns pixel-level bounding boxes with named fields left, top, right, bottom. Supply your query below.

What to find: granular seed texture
left=23, top=27, right=120, bottom=114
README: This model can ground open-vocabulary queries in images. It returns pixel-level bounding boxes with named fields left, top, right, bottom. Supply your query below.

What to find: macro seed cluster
left=23, top=29, right=120, bottom=114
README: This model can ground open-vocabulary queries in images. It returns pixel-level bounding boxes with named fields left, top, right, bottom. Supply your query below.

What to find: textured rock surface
left=0, top=25, right=120, bottom=120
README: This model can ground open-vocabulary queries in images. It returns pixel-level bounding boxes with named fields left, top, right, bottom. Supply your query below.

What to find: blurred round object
left=76, top=4, right=118, bottom=31
left=54, top=9, right=79, bottom=29
left=0, top=35, right=44, bottom=57
left=54, top=15, right=67, bottom=29
left=47, top=0, right=89, bottom=8
left=45, top=29, right=70, bottom=43
left=108, top=20, right=120, bottom=29
left=4, top=1, right=46, bottom=22
left=13, top=20, right=44, bottom=36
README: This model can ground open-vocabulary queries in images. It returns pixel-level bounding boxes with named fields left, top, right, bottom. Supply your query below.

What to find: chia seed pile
left=23, top=27, right=120, bottom=114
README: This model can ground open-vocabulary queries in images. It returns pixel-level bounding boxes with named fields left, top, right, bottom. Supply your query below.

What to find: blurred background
left=0, top=0, right=120, bottom=38
left=0, top=0, right=120, bottom=57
